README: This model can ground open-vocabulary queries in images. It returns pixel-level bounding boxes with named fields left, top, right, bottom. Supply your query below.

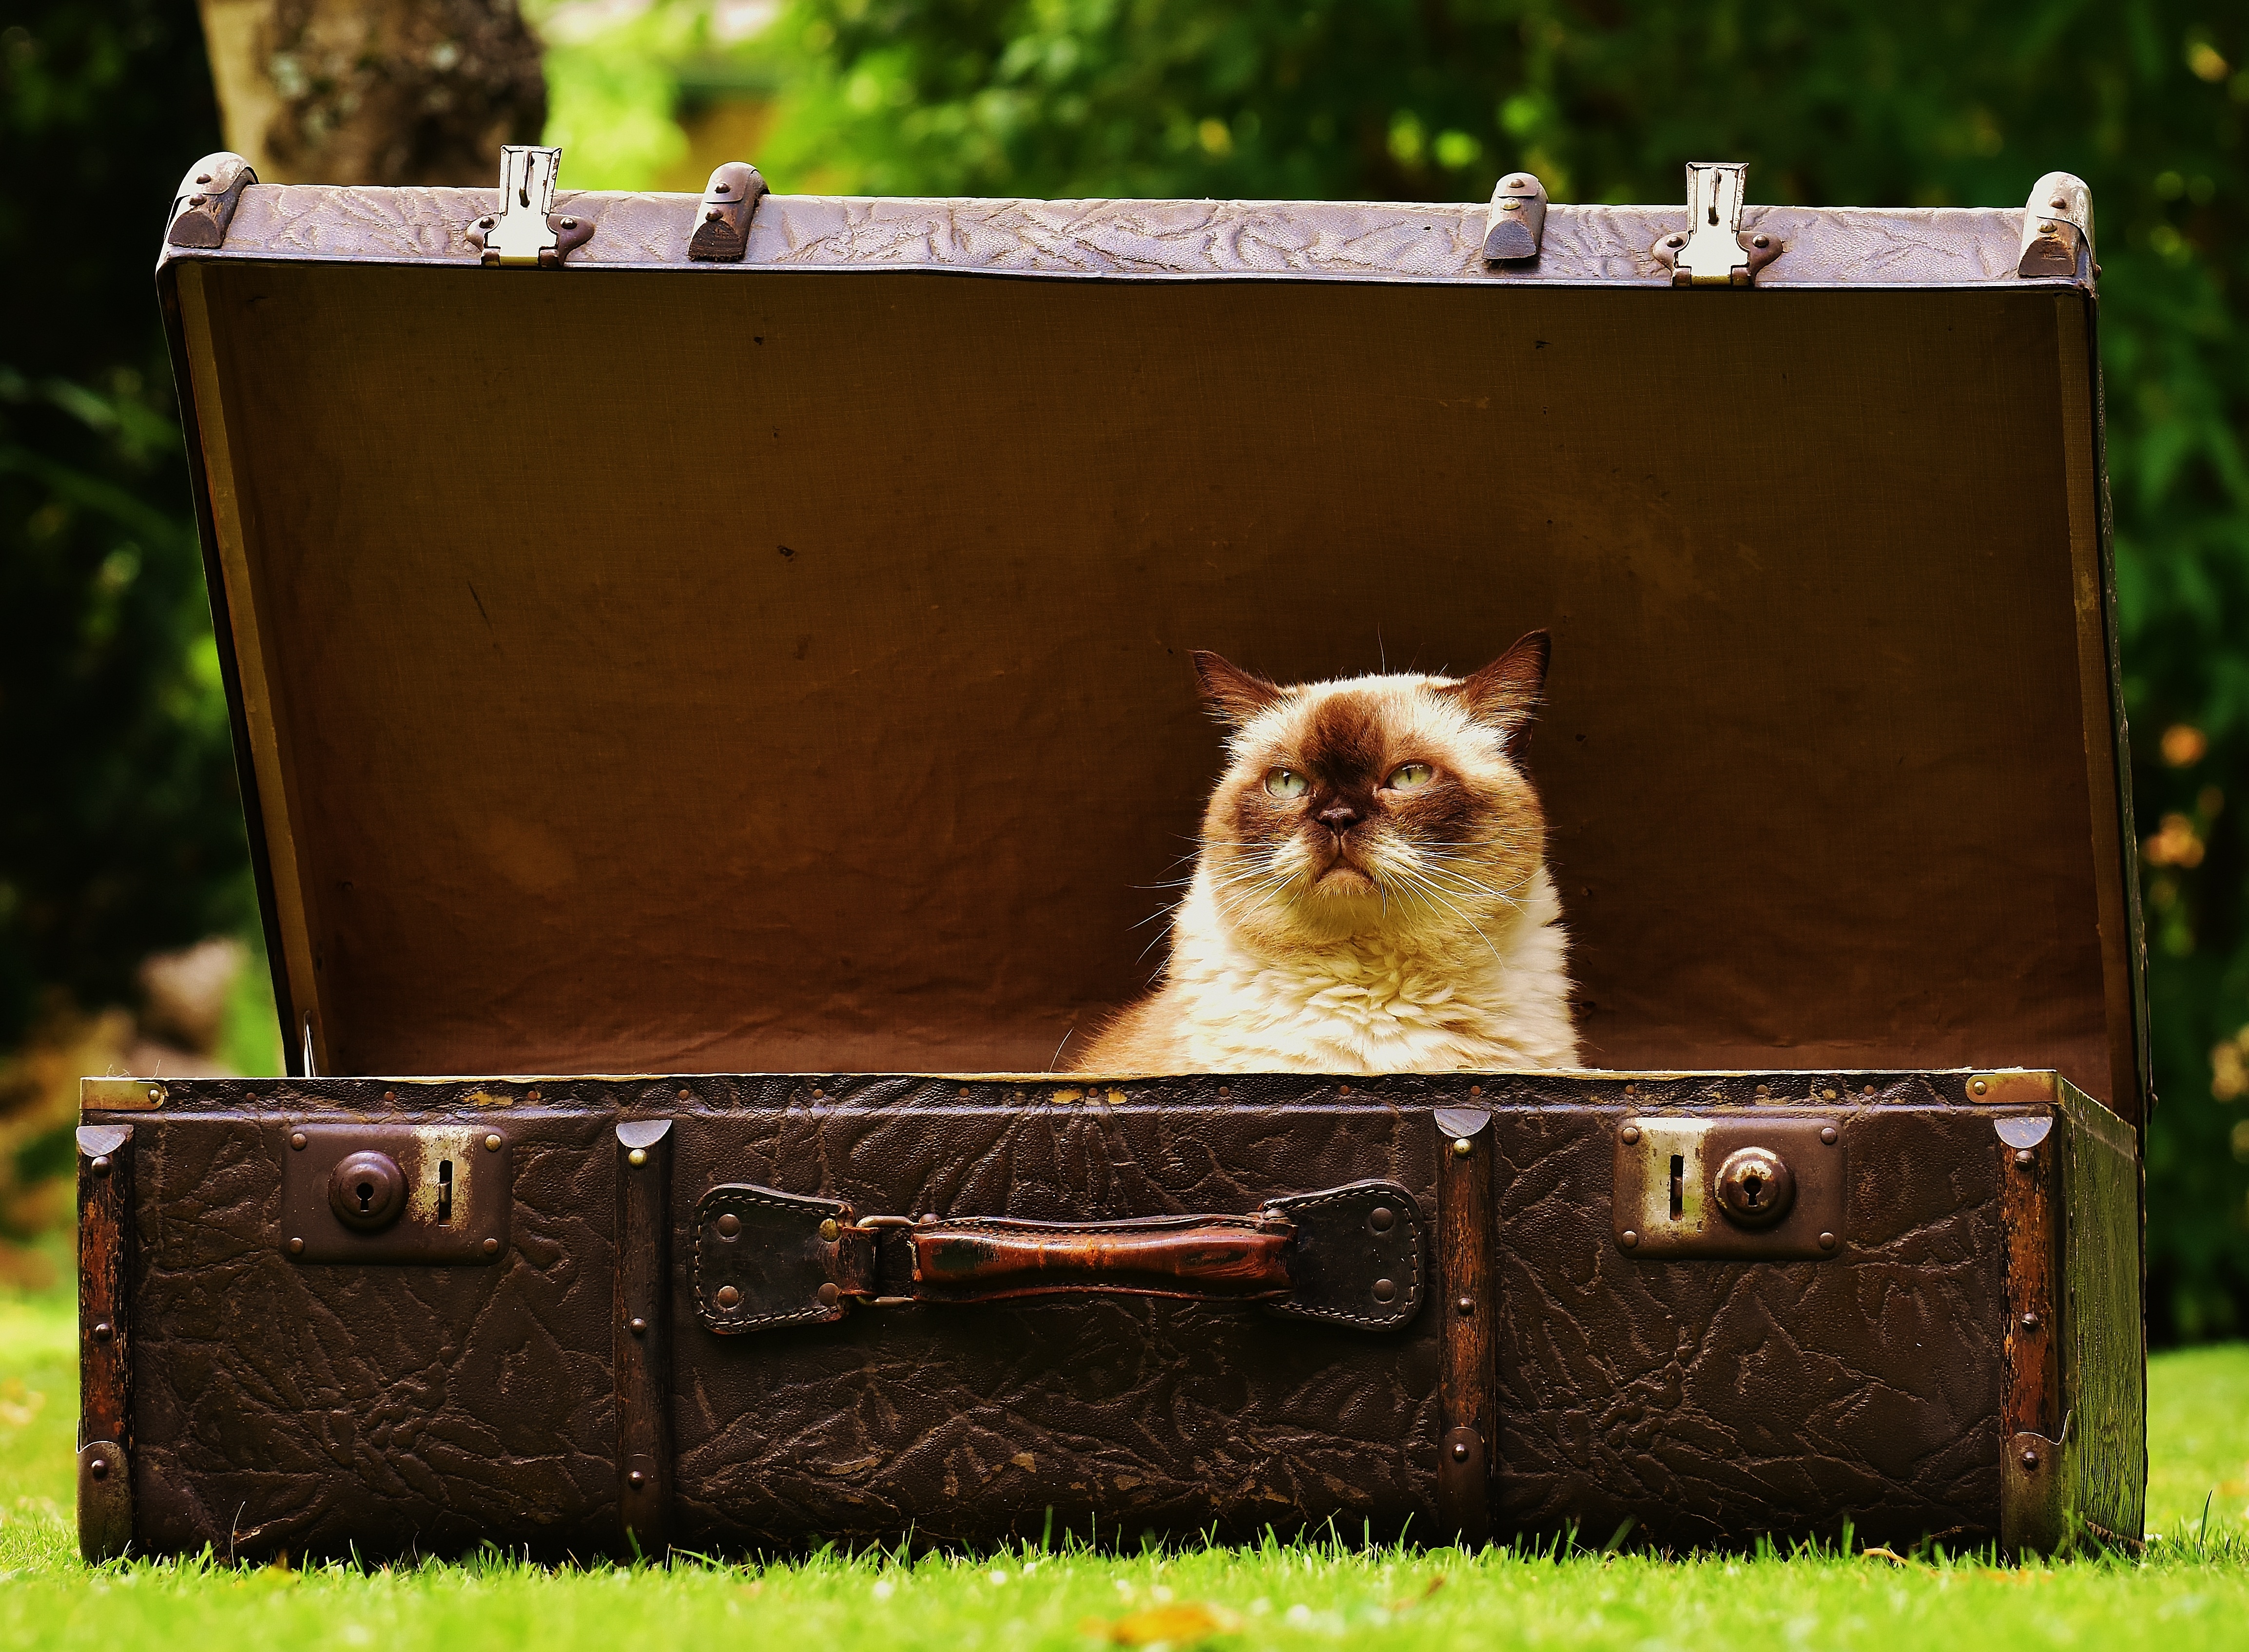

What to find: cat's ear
left=1192, top=651, right=1288, bottom=726
left=1440, top=630, right=1551, bottom=748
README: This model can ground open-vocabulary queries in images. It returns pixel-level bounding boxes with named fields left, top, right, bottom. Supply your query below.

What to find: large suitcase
left=82, top=151, right=2144, bottom=1561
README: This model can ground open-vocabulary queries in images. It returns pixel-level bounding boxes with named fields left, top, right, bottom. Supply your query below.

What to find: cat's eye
left=1264, top=768, right=1309, bottom=799
left=1385, top=763, right=1435, bottom=790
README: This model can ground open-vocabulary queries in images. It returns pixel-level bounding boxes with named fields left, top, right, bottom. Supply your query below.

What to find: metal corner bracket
left=2018, top=171, right=2094, bottom=280
left=1652, top=162, right=1782, bottom=287
left=465, top=146, right=596, bottom=268
left=688, top=162, right=769, bottom=262
left=1481, top=172, right=1548, bottom=263
left=166, top=152, right=255, bottom=250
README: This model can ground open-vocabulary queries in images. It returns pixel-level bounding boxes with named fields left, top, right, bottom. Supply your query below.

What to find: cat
left=1074, top=634, right=1579, bottom=1074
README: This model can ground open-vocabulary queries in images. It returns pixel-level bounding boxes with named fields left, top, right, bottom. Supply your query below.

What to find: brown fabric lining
left=191, top=262, right=2116, bottom=1102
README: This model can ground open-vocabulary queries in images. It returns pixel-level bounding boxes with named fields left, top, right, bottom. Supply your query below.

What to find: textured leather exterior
left=94, top=1070, right=2090, bottom=1557
left=181, top=185, right=2048, bottom=288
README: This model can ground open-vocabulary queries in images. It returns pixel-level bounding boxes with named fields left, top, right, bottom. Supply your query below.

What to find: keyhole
left=438, top=1160, right=454, bottom=1224
left=1742, top=1172, right=1764, bottom=1207
left=356, top=1180, right=374, bottom=1212
left=1669, top=1154, right=1684, bottom=1219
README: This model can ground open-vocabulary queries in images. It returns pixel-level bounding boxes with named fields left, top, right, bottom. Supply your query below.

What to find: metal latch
left=465, top=146, right=596, bottom=268
left=1612, top=1114, right=1843, bottom=1258
left=1652, top=162, right=1781, bottom=287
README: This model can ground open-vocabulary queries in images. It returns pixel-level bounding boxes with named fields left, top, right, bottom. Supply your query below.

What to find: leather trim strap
left=77, top=1124, right=134, bottom=1562
left=615, top=1119, right=673, bottom=1558
left=1435, top=1106, right=1495, bottom=1546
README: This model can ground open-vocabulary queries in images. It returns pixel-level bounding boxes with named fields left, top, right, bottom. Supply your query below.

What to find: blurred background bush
left=3, top=0, right=2245, bottom=1336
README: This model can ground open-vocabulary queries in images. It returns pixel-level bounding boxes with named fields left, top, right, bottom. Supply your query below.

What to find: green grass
left=1, top=1276, right=2244, bottom=1650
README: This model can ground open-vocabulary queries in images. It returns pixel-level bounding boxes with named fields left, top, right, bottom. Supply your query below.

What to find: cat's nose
left=1318, top=803, right=1361, bottom=834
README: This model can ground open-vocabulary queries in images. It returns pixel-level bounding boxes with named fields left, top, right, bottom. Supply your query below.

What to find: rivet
left=628, top=1147, right=647, bottom=1167
left=718, top=1213, right=742, bottom=1239
left=2015, top=1149, right=2036, bottom=1169
left=2051, top=196, right=2067, bottom=210
left=195, top=173, right=212, bottom=184
left=1469, top=1084, right=1482, bottom=1096
left=1755, top=1083, right=1769, bottom=1095
left=290, top=1132, right=307, bottom=1150
left=1369, top=1207, right=1395, bottom=1233
left=480, top=216, right=495, bottom=229
left=629, top=1316, right=648, bottom=1335
left=146, top=1083, right=165, bottom=1104
left=1752, top=233, right=1770, bottom=248
left=2037, top=219, right=2055, bottom=235
left=1625, top=1083, right=1637, bottom=1095
left=716, top=182, right=732, bottom=194
left=482, top=1237, right=500, bottom=1256
left=1218, top=1086, right=1231, bottom=1098
left=1820, top=1126, right=1838, bottom=1145
left=1620, top=1230, right=1639, bottom=1249
left=1371, top=1278, right=1396, bottom=1303
left=1971, top=1078, right=1989, bottom=1096
left=2020, top=1449, right=2040, bottom=1471
left=89, top=1458, right=109, bottom=1480
left=817, top=1282, right=841, bottom=1307
left=1451, top=1137, right=1473, bottom=1158
left=918, top=1213, right=938, bottom=1226
left=819, top=1218, right=839, bottom=1241
left=628, top=1469, right=646, bottom=1487
left=559, top=216, right=578, bottom=229
left=91, top=1155, right=111, bottom=1174
left=959, top=1086, right=971, bottom=1098
left=1621, top=1125, right=1640, bottom=1145
left=706, top=207, right=723, bottom=221
left=188, top=193, right=208, bottom=207
left=526, top=1090, right=540, bottom=1102
left=288, top=1237, right=305, bottom=1255
left=94, top=1322, right=113, bottom=1341
left=1818, top=1232, right=1838, bottom=1250
left=1822, top=1088, right=1838, bottom=1100
left=716, top=1285, right=741, bottom=1309
left=1667, top=234, right=1684, bottom=246
left=1451, top=1442, right=1471, bottom=1462
left=485, top=1133, right=502, bottom=1152
left=384, top=1091, right=396, bottom=1103
left=1338, top=1082, right=1350, bottom=1095
left=2021, top=1311, right=2041, bottom=1331
left=679, top=1088, right=691, bottom=1100
left=1455, top=1296, right=1475, bottom=1316
left=1862, top=1085, right=1876, bottom=1096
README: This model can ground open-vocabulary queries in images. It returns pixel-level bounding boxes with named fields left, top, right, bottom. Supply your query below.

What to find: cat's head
left=1189, top=634, right=1552, bottom=954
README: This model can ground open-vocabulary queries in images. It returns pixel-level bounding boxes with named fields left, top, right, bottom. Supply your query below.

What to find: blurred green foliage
left=0, top=3, right=246, bottom=1049
left=752, top=0, right=2249, bottom=1337
left=2, top=0, right=2244, bottom=1334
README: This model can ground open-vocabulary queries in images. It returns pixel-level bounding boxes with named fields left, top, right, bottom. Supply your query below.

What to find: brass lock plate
left=280, top=1124, right=511, bottom=1263
left=1611, top=1114, right=1844, bottom=1259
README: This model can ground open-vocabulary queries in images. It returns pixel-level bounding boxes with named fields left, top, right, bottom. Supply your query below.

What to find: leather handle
left=911, top=1216, right=1290, bottom=1303
left=696, top=1177, right=1424, bottom=1335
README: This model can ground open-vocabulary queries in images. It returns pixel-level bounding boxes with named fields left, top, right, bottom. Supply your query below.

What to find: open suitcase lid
left=155, top=152, right=2145, bottom=1127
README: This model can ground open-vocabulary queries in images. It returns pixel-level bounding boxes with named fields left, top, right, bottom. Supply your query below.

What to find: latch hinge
left=1652, top=162, right=1782, bottom=287
left=465, top=146, right=596, bottom=268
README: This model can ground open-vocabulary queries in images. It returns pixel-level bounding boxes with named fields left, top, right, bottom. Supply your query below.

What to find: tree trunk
left=196, top=0, right=544, bottom=185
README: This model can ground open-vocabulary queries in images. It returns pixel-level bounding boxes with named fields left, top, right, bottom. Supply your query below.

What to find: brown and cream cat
left=1076, top=634, right=1578, bottom=1074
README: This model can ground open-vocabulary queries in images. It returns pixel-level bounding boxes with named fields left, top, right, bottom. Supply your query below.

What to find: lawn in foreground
left=1, top=1282, right=2244, bottom=1651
